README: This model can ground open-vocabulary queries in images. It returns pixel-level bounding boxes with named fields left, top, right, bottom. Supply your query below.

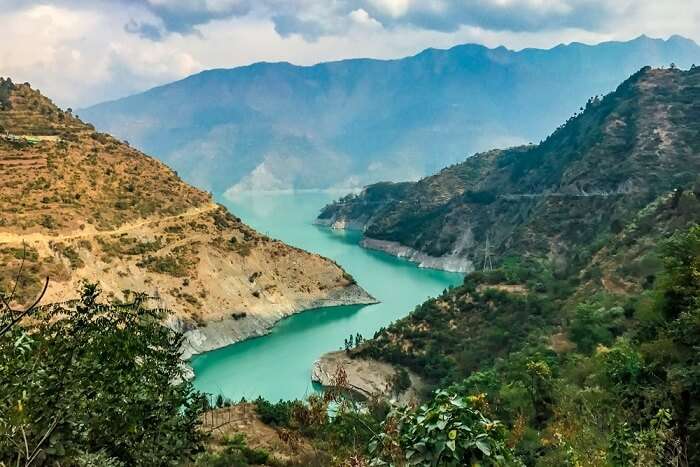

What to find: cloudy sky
left=1, top=0, right=699, bottom=108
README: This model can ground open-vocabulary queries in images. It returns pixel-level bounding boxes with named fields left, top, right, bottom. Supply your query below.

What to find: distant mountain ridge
left=80, top=35, right=700, bottom=193
left=318, top=66, right=700, bottom=276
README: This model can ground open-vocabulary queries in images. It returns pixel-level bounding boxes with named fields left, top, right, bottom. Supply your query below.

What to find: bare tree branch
left=0, top=277, right=49, bottom=338
left=7, top=242, right=27, bottom=312
left=25, top=417, right=59, bottom=467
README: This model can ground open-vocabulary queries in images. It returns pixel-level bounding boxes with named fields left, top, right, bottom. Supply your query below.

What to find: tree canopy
left=0, top=283, right=205, bottom=466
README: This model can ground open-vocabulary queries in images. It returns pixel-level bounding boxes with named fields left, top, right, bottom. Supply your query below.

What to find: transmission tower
left=481, top=234, right=494, bottom=272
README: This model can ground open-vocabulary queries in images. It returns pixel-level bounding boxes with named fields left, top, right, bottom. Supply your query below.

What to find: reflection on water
left=191, top=191, right=462, bottom=402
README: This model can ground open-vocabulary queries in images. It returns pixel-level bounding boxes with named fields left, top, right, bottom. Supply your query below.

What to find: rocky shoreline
left=360, top=238, right=474, bottom=273
left=176, top=284, right=377, bottom=366
left=316, top=214, right=473, bottom=273
left=311, top=350, right=425, bottom=404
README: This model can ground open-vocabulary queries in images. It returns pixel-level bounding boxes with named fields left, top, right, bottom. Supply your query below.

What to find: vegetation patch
left=138, top=250, right=195, bottom=277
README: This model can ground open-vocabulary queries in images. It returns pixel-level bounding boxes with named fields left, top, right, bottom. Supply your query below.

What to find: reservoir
left=191, top=191, right=462, bottom=402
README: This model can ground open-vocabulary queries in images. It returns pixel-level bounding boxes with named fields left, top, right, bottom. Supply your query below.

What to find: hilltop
left=0, top=78, right=374, bottom=356
left=80, top=35, right=700, bottom=193
left=320, top=66, right=700, bottom=277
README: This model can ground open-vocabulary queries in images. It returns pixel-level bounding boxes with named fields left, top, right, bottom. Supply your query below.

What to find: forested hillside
left=321, top=66, right=700, bottom=275
left=351, top=192, right=700, bottom=465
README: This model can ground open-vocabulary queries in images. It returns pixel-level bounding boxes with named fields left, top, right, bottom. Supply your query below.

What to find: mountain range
left=319, top=66, right=700, bottom=282
left=80, top=35, right=700, bottom=194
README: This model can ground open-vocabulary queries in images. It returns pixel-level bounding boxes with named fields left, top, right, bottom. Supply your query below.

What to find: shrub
left=253, top=397, right=301, bottom=427
left=369, top=389, right=522, bottom=466
left=0, top=283, right=205, bottom=465
left=194, top=434, right=269, bottom=467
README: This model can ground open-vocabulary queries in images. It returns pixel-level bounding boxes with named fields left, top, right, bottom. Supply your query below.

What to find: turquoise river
left=191, top=192, right=463, bottom=402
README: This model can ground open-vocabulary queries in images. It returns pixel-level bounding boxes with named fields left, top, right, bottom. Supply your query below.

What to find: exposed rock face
left=178, top=284, right=376, bottom=359
left=319, top=67, right=700, bottom=272
left=313, top=216, right=367, bottom=231
left=360, top=238, right=474, bottom=273
left=311, top=351, right=424, bottom=404
left=0, top=78, right=375, bottom=356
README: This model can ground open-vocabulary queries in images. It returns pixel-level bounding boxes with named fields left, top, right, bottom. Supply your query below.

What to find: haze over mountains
left=81, top=35, right=700, bottom=194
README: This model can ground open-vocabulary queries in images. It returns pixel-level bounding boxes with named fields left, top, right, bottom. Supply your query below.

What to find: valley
left=2, top=16, right=700, bottom=463
left=191, top=191, right=462, bottom=402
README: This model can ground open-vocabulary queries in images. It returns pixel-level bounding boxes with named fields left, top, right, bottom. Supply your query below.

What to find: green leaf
left=475, top=439, right=491, bottom=456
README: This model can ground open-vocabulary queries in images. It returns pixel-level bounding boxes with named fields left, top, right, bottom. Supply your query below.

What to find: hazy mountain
left=80, top=35, right=700, bottom=193
left=319, top=66, right=700, bottom=274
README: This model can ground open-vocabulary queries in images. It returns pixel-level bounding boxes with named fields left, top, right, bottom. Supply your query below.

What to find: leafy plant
left=369, top=390, right=522, bottom=466
left=0, top=283, right=205, bottom=466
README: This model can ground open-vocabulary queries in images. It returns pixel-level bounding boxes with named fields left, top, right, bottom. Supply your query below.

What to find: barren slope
left=0, top=78, right=374, bottom=355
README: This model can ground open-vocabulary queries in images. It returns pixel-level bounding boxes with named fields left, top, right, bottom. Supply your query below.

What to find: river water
left=191, top=192, right=462, bottom=402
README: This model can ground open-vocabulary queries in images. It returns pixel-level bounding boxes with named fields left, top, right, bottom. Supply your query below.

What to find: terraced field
left=0, top=78, right=372, bottom=353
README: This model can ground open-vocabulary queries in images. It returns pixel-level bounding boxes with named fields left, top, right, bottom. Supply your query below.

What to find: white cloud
left=368, top=0, right=412, bottom=18
left=0, top=1, right=698, bottom=108
left=349, top=8, right=382, bottom=28
left=0, top=3, right=201, bottom=107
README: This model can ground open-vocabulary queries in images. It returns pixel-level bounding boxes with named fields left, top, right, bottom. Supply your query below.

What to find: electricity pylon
left=481, top=234, right=494, bottom=272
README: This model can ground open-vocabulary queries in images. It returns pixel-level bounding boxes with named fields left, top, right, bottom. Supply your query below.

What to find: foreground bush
left=369, top=390, right=522, bottom=466
left=0, top=283, right=205, bottom=466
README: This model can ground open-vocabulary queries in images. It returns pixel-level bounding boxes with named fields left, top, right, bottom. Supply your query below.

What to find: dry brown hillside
left=0, top=78, right=373, bottom=353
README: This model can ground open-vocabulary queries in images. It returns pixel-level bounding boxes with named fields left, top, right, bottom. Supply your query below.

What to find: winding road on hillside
left=0, top=203, right=218, bottom=249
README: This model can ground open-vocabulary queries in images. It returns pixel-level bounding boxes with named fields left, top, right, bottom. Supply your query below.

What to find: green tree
left=569, top=303, right=613, bottom=353
left=650, top=225, right=700, bottom=462
left=526, top=360, right=554, bottom=427
left=0, top=283, right=205, bottom=466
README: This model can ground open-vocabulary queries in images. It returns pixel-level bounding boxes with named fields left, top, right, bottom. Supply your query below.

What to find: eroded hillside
left=0, top=78, right=374, bottom=354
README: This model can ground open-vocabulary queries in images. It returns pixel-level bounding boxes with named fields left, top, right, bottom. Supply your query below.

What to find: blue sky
left=1, top=0, right=699, bottom=107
